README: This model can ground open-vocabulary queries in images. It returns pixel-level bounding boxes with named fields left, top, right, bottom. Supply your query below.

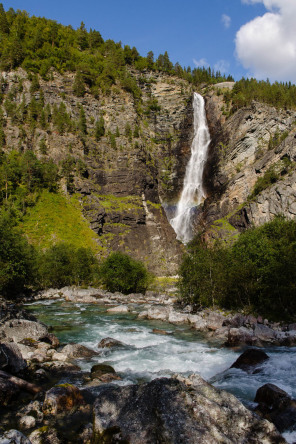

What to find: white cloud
left=214, top=60, right=230, bottom=74
left=221, top=14, right=231, bottom=29
left=193, top=58, right=209, bottom=68
left=236, top=0, right=296, bottom=81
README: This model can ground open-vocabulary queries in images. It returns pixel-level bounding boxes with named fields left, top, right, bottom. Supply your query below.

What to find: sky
left=2, top=0, right=296, bottom=83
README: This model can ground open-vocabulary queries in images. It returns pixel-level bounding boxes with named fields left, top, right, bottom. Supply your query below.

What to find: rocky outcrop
left=201, top=89, right=296, bottom=235
left=93, top=374, right=285, bottom=443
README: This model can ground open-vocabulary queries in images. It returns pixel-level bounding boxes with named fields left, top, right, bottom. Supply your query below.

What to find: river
left=24, top=299, right=296, bottom=443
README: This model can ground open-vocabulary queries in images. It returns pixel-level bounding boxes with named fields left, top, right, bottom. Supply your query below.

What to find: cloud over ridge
left=236, top=0, right=296, bottom=82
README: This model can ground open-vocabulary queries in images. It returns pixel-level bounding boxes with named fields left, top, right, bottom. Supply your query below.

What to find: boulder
left=0, top=429, right=31, bottom=444
left=146, top=306, right=170, bottom=321
left=59, top=343, right=98, bottom=359
left=0, top=320, right=48, bottom=344
left=230, top=348, right=269, bottom=372
left=107, top=305, right=130, bottom=313
left=223, top=314, right=246, bottom=328
left=192, top=318, right=208, bottom=332
left=206, top=312, right=225, bottom=331
left=43, top=384, right=84, bottom=415
left=226, top=327, right=255, bottom=346
left=168, top=311, right=189, bottom=324
left=0, top=343, right=27, bottom=374
left=254, top=324, right=275, bottom=342
left=29, top=427, right=61, bottom=444
left=90, top=363, right=115, bottom=379
left=97, top=337, right=125, bottom=349
left=93, top=374, right=285, bottom=443
left=254, top=383, right=296, bottom=432
left=19, top=416, right=36, bottom=429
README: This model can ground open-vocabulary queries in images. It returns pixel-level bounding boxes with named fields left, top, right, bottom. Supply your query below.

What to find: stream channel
left=24, top=299, right=296, bottom=442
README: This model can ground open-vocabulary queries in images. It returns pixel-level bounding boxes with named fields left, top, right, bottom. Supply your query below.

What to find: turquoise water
left=24, top=300, right=296, bottom=416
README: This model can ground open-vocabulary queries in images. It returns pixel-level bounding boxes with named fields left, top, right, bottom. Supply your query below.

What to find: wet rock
left=231, top=348, right=269, bottom=372
left=90, top=363, right=115, bottom=379
left=152, top=328, right=171, bottom=335
left=0, top=343, right=27, bottom=374
left=137, top=310, right=148, bottom=319
left=93, top=374, right=285, bottom=443
left=0, top=429, right=31, bottom=444
left=97, top=337, right=125, bottom=349
left=255, top=383, right=296, bottom=432
left=107, top=305, right=130, bottom=313
left=43, top=384, right=84, bottom=415
left=59, top=343, right=98, bottom=359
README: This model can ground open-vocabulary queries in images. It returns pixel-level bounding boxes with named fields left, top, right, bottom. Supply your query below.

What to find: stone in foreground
left=93, top=374, right=285, bottom=443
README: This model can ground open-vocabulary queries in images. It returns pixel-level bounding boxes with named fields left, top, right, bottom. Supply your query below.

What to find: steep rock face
left=1, top=69, right=195, bottom=274
left=201, top=86, right=296, bottom=235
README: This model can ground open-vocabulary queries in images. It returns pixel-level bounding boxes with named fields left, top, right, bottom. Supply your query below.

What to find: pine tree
left=0, top=3, right=9, bottom=34
left=78, top=106, right=87, bottom=135
left=95, top=116, right=105, bottom=141
left=73, top=71, right=85, bottom=97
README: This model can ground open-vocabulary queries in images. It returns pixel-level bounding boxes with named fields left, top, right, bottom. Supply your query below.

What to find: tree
left=0, top=3, right=9, bottom=34
left=78, top=106, right=87, bottom=135
left=98, top=252, right=151, bottom=294
left=73, top=71, right=85, bottom=97
left=95, top=116, right=105, bottom=141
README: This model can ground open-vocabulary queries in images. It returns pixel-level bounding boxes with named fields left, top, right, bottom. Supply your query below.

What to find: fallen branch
left=0, top=370, right=42, bottom=394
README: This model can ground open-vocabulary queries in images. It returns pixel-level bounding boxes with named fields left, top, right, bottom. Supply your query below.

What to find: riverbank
left=32, top=286, right=296, bottom=348
left=0, top=296, right=291, bottom=443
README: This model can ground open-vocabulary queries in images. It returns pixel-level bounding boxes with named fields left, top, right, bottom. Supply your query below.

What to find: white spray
left=170, top=92, right=211, bottom=243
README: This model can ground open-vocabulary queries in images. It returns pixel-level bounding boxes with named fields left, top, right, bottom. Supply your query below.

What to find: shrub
left=98, top=252, right=151, bottom=294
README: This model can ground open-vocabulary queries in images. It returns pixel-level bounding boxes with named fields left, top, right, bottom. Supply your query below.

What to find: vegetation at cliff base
left=179, top=217, right=296, bottom=321
left=98, top=251, right=152, bottom=294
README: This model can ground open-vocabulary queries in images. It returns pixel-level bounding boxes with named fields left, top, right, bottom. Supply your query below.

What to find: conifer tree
left=0, top=3, right=9, bottom=34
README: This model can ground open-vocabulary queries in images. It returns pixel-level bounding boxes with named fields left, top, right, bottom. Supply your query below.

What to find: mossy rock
left=91, top=364, right=115, bottom=379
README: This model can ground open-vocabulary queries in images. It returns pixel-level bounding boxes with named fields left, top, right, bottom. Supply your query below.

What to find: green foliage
left=0, top=210, right=36, bottom=297
left=99, top=251, right=151, bottom=294
left=95, top=116, right=105, bottom=141
left=0, top=150, right=58, bottom=216
left=52, top=102, right=72, bottom=134
left=179, top=217, right=296, bottom=321
left=231, top=78, right=296, bottom=111
left=73, top=71, right=86, bottom=97
left=38, top=242, right=99, bottom=288
left=250, top=167, right=279, bottom=198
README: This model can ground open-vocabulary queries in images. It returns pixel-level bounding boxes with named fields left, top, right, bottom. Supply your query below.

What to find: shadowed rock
left=230, top=348, right=269, bottom=372
left=93, top=374, right=285, bottom=443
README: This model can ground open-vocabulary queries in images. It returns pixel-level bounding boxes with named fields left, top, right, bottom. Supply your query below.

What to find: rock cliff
left=1, top=69, right=195, bottom=274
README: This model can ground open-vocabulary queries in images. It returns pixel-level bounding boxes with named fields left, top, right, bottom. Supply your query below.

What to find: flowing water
left=25, top=300, right=296, bottom=434
left=170, top=92, right=211, bottom=243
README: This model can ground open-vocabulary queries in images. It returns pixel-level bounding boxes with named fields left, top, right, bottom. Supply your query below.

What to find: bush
left=98, top=252, right=151, bottom=294
left=179, top=217, right=296, bottom=320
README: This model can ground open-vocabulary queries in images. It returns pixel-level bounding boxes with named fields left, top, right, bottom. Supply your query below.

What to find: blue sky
left=2, top=1, right=296, bottom=82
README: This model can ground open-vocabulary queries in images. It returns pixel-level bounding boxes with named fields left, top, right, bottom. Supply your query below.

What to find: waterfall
left=170, top=92, right=211, bottom=243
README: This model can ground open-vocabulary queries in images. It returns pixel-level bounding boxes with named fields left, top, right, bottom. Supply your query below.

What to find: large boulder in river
left=93, top=374, right=285, bottom=443
left=97, top=337, right=126, bottom=349
left=230, top=348, right=269, bottom=373
left=255, top=383, right=296, bottom=432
